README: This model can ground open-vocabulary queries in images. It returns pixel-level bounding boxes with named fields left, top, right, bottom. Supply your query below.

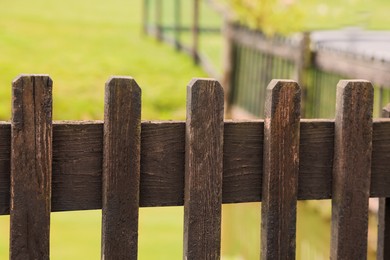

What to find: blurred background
left=1, top=0, right=390, bottom=258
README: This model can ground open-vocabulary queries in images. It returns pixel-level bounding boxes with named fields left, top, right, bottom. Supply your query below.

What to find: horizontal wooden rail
left=315, top=48, right=390, bottom=88
left=1, top=118, right=390, bottom=215
left=160, top=25, right=220, bottom=33
left=225, top=24, right=300, bottom=62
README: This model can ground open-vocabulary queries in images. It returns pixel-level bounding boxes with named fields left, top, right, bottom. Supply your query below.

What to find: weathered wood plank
left=183, top=79, right=224, bottom=259
left=222, top=121, right=263, bottom=203
left=10, top=75, right=52, bottom=259
left=101, top=77, right=141, bottom=259
left=140, top=121, right=185, bottom=207
left=51, top=122, right=103, bottom=212
left=1, top=119, right=390, bottom=214
left=377, top=104, right=390, bottom=260
left=378, top=198, right=390, bottom=260
left=330, top=80, right=373, bottom=260
left=261, top=80, right=300, bottom=260
left=0, top=122, right=10, bottom=215
left=370, top=120, right=390, bottom=197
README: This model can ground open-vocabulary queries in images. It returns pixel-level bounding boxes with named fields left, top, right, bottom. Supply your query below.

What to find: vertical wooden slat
left=155, top=0, right=162, bottom=41
left=261, top=80, right=301, bottom=260
left=377, top=103, right=390, bottom=260
left=101, top=77, right=141, bottom=259
left=330, top=80, right=373, bottom=260
left=259, top=53, right=267, bottom=116
left=236, top=45, right=246, bottom=109
left=222, top=22, right=235, bottom=115
left=183, top=79, right=224, bottom=259
left=295, top=32, right=311, bottom=118
left=143, top=0, right=149, bottom=34
left=174, top=0, right=181, bottom=50
left=10, top=75, right=52, bottom=259
left=253, top=50, right=262, bottom=115
left=379, top=86, right=384, bottom=114
left=192, top=0, right=200, bottom=64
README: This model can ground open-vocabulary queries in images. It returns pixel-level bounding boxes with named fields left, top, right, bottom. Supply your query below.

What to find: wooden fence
left=1, top=75, right=390, bottom=259
left=223, top=23, right=390, bottom=119
left=143, top=0, right=221, bottom=78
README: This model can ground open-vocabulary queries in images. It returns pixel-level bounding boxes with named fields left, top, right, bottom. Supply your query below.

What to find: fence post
left=377, top=103, right=390, bottom=260
left=183, top=79, right=224, bottom=259
left=295, top=32, right=311, bottom=118
left=101, top=77, right=141, bottom=259
left=330, top=80, right=373, bottom=259
left=221, top=21, right=235, bottom=116
left=174, top=0, right=181, bottom=50
left=10, top=75, right=52, bottom=259
left=143, top=0, right=149, bottom=34
left=261, top=80, right=301, bottom=259
left=192, top=0, right=200, bottom=64
left=156, top=0, right=163, bottom=41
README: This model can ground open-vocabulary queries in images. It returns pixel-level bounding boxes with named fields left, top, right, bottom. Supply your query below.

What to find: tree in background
left=226, top=0, right=303, bottom=35
left=223, top=0, right=380, bottom=35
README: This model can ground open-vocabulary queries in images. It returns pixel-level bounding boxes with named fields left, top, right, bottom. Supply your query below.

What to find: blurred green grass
left=0, top=0, right=208, bottom=121
left=0, top=0, right=208, bottom=259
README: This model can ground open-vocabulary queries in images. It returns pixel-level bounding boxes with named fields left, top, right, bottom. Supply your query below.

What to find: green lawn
left=0, top=0, right=208, bottom=121
left=0, top=0, right=208, bottom=259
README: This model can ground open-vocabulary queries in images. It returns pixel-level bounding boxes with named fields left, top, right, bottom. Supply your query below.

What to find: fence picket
left=261, top=80, right=301, bottom=259
left=330, top=80, right=373, bottom=259
left=377, top=104, right=390, bottom=260
left=2, top=74, right=390, bottom=259
left=101, top=77, right=141, bottom=259
left=10, top=75, right=52, bottom=259
left=183, top=78, right=224, bottom=259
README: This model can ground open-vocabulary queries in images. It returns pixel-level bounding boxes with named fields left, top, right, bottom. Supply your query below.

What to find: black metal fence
left=143, top=0, right=222, bottom=79
left=224, top=24, right=390, bottom=118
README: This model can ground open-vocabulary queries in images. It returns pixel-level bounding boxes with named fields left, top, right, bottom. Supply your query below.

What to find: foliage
left=222, top=0, right=390, bottom=35
left=226, top=0, right=304, bottom=35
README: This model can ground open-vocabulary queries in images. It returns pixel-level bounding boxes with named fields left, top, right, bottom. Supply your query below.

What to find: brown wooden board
left=0, top=123, right=10, bottom=215
left=10, top=75, right=52, bottom=259
left=330, top=80, right=373, bottom=259
left=377, top=104, right=390, bottom=260
left=101, top=77, right=141, bottom=259
left=140, top=121, right=185, bottom=206
left=261, top=80, right=301, bottom=259
left=1, top=119, right=390, bottom=214
left=51, top=122, right=103, bottom=213
left=378, top=198, right=390, bottom=260
left=183, top=79, right=224, bottom=259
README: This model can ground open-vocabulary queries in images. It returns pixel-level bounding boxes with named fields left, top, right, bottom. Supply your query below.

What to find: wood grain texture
left=10, top=75, right=52, bottom=260
left=261, top=80, right=301, bottom=260
left=378, top=198, right=390, bottom=260
left=140, top=121, right=185, bottom=207
left=330, top=80, right=373, bottom=260
left=1, top=119, right=390, bottom=214
left=183, top=79, right=224, bottom=260
left=101, top=77, right=141, bottom=259
left=0, top=122, right=10, bottom=215
left=222, top=121, right=263, bottom=203
left=377, top=104, right=390, bottom=260
left=51, top=122, right=103, bottom=212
